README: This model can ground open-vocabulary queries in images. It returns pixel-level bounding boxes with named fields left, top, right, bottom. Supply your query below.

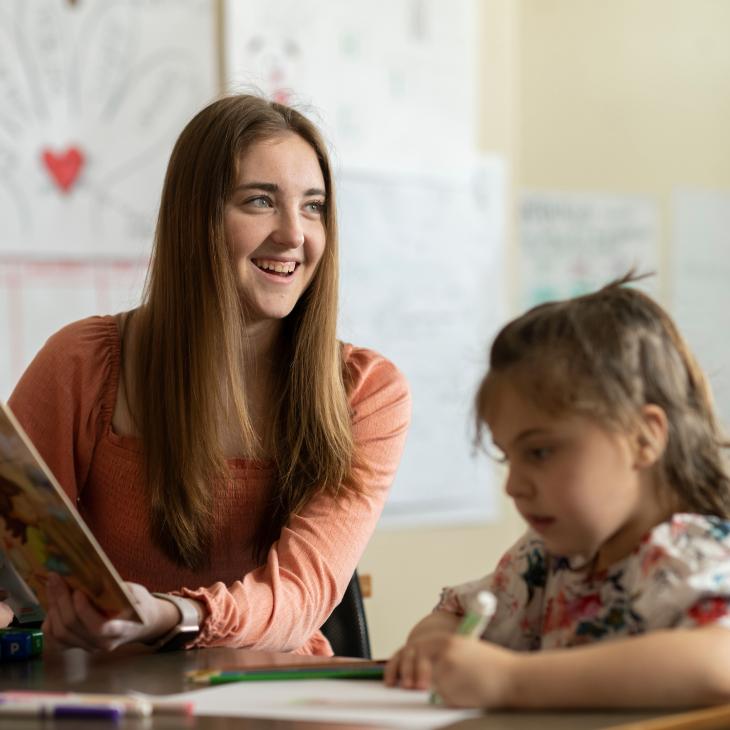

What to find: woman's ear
left=633, top=404, right=669, bottom=469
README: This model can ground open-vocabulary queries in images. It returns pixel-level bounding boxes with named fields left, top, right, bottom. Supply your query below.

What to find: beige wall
left=360, top=0, right=523, bottom=658
left=361, top=0, right=730, bottom=659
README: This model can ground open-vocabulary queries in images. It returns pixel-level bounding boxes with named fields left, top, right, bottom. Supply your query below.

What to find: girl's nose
left=504, top=469, right=534, bottom=500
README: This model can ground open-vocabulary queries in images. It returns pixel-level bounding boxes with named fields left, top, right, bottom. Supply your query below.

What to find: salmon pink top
left=8, top=316, right=410, bottom=655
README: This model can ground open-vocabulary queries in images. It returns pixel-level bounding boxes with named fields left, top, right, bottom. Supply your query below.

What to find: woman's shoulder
left=340, top=342, right=410, bottom=409
left=12, top=315, right=121, bottom=403
left=45, top=314, right=119, bottom=353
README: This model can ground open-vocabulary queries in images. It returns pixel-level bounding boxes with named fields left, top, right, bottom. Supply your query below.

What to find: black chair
left=320, top=570, right=371, bottom=658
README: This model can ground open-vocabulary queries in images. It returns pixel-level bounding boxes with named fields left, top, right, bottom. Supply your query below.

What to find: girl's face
left=224, top=132, right=327, bottom=327
left=485, top=375, right=665, bottom=570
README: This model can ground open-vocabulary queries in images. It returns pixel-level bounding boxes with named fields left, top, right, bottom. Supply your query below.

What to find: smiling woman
left=5, top=94, right=411, bottom=654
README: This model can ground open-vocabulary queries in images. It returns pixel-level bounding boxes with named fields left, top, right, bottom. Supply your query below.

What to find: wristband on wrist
left=150, top=593, right=200, bottom=652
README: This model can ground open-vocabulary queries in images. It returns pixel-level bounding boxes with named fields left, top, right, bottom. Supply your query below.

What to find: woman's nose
left=271, top=209, right=305, bottom=249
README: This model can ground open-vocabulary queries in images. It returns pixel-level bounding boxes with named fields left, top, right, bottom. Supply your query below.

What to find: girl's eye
left=527, top=446, right=552, bottom=462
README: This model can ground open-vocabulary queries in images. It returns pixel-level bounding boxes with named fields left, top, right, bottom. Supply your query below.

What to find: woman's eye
left=246, top=196, right=273, bottom=208
left=305, top=200, right=325, bottom=215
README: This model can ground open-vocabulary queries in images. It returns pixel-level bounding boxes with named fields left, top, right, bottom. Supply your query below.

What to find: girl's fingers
left=384, top=647, right=409, bottom=686
left=413, top=652, right=432, bottom=689
left=399, top=647, right=420, bottom=688
left=384, top=644, right=435, bottom=689
left=383, top=652, right=399, bottom=686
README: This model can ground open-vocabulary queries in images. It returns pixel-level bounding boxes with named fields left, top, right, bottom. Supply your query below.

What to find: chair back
left=320, top=570, right=371, bottom=659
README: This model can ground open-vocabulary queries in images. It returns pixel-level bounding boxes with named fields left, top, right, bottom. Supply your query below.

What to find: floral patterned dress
left=437, top=513, right=730, bottom=651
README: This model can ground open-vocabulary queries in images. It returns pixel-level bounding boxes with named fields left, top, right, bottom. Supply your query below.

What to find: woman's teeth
left=254, top=259, right=296, bottom=275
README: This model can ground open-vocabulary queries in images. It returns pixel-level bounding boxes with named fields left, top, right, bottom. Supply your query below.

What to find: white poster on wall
left=672, top=188, right=730, bottom=431
left=0, top=0, right=217, bottom=259
left=519, top=192, right=660, bottom=308
left=338, top=157, right=507, bottom=527
left=0, top=259, right=148, bottom=399
left=0, top=0, right=217, bottom=396
left=223, top=0, right=477, bottom=176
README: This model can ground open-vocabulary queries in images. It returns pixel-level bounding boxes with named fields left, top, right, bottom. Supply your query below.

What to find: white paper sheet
left=519, top=191, right=659, bottom=308
left=0, top=259, right=147, bottom=399
left=161, top=679, right=481, bottom=729
left=337, top=158, right=507, bottom=527
left=223, top=0, right=477, bottom=176
left=0, top=0, right=216, bottom=258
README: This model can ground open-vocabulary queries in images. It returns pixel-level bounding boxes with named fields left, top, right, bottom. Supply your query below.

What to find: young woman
left=6, top=94, right=411, bottom=654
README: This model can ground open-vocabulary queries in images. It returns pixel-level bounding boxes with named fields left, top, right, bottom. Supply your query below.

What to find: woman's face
left=224, top=132, right=327, bottom=326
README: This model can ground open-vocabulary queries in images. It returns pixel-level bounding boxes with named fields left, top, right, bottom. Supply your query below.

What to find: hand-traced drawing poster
left=519, top=192, right=659, bottom=308
left=0, top=0, right=217, bottom=397
left=223, top=0, right=477, bottom=175
left=672, top=188, right=730, bottom=431
left=338, top=158, right=506, bottom=526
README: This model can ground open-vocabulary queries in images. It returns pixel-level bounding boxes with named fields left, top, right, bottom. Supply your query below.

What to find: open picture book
left=0, top=401, right=141, bottom=625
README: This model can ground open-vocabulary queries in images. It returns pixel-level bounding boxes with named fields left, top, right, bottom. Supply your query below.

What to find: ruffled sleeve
left=7, top=317, right=118, bottom=503
left=436, top=531, right=547, bottom=651
left=632, top=513, right=730, bottom=631
left=181, top=346, right=411, bottom=652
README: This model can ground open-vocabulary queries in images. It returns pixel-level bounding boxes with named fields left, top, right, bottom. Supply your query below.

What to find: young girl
left=385, top=276, right=730, bottom=708
left=3, top=94, right=411, bottom=653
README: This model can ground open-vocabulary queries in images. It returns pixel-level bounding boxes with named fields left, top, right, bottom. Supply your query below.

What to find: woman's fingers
left=0, top=596, right=13, bottom=628
left=42, top=607, right=98, bottom=652
left=44, top=575, right=105, bottom=651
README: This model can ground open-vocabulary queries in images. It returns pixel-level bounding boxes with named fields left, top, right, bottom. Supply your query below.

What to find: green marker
left=430, top=590, right=497, bottom=705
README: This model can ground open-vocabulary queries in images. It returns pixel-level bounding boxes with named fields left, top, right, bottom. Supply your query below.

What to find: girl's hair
left=475, top=274, right=730, bottom=517
left=132, top=94, right=354, bottom=569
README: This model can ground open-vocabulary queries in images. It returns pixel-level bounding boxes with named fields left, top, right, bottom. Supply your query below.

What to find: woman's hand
left=0, top=590, right=14, bottom=628
left=386, top=631, right=519, bottom=708
left=41, top=574, right=182, bottom=652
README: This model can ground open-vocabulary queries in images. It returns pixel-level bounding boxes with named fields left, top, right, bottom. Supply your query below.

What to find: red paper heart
left=42, top=147, right=85, bottom=193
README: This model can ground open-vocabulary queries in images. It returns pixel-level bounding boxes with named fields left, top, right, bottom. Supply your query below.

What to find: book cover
left=0, top=402, right=141, bottom=624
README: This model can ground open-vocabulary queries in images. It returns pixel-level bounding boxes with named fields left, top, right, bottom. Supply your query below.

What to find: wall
left=360, top=0, right=524, bottom=658
left=361, top=0, right=730, bottom=658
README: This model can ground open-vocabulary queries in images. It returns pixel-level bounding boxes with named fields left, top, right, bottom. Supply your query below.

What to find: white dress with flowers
left=437, top=513, right=730, bottom=650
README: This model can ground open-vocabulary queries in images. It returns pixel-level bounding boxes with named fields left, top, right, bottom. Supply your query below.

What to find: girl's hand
left=384, top=640, right=437, bottom=689
left=384, top=610, right=463, bottom=688
left=386, top=632, right=518, bottom=708
left=422, top=634, right=518, bottom=708
left=41, top=574, right=181, bottom=652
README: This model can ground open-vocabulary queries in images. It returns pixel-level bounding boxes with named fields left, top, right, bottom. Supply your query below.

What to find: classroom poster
left=672, top=188, right=730, bottom=431
left=0, top=259, right=147, bottom=398
left=518, top=192, right=659, bottom=308
left=337, top=158, right=506, bottom=526
left=223, top=0, right=478, bottom=176
left=0, top=0, right=217, bottom=397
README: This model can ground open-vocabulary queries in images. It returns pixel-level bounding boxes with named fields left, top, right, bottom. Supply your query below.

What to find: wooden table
left=0, top=646, right=676, bottom=729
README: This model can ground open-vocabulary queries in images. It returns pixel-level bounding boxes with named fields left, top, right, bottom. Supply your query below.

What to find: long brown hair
left=475, top=274, right=730, bottom=517
left=132, top=95, right=354, bottom=569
